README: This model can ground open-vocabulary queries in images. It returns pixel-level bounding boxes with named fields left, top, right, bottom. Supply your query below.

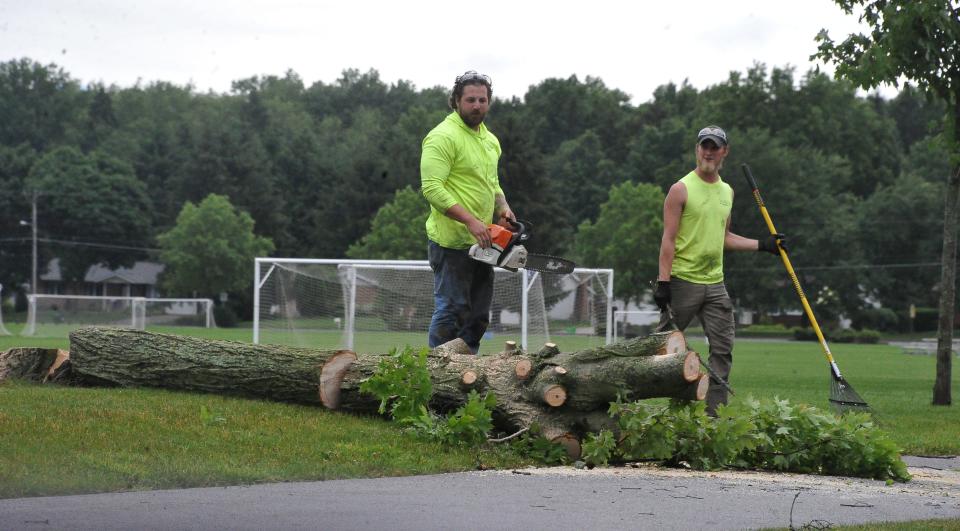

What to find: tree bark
left=4, top=326, right=705, bottom=458
left=66, top=327, right=377, bottom=410
left=934, top=161, right=960, bottom=406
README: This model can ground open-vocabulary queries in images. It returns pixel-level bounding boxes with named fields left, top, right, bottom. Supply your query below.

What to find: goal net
left=254, top=258, right=613, bottom=355
left=22, top=295, right=215, bottom=337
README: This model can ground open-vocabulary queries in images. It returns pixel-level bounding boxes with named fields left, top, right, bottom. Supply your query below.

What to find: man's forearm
left=658, top=241, right=675, bottom=281
left=494, top=194, right=512, bottom=219
left=445, top=204, right=491, bottom=248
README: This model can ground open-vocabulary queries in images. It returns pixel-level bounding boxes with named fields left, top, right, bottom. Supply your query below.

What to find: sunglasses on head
left=456, top=71, right=492, bottom=86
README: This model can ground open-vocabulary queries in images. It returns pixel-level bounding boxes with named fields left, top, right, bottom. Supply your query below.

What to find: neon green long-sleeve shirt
left=420, top=112, right=503, bottom=249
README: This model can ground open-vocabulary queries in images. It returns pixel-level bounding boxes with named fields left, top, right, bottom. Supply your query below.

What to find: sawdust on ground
left=496, top=461, right=960, bottom=499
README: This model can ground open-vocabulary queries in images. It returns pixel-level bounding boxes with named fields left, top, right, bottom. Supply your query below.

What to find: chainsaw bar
left=524, top=253, right=576, bottom=274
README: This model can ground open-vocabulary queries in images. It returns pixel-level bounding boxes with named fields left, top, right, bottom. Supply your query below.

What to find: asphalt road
left=1, top=456, right=957, bottom=530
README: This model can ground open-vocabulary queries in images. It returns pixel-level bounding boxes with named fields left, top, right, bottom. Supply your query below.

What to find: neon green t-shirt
left=672, top=171, right=733, bottom=284
left=420, top=112, right=503, bottom=249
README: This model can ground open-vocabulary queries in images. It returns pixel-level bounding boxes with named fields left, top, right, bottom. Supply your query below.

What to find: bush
left=831, top=328, right=881, bottom=343
left=213, top=305, right=238, bottom=328
left=851, top=307, right=900, bottom=332
left=792, top=327, right=880, bottom=343
left=14, top=290, right=28, bottom=312
left=621, top=323, right=654, bottom=338
left=912, top=307, right=940, bottom=332
left=737, top=324, right=792, bottom=337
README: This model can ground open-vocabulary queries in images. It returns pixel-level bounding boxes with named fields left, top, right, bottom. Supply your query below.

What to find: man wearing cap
left=421, top=70, right=515, bottom=354
left=654, top=125, right=785, bottom=416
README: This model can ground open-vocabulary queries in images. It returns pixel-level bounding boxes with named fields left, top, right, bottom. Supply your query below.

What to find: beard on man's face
left=696, top=152, right=725, bottom=174
left=458, top=107, right=485, bottom=128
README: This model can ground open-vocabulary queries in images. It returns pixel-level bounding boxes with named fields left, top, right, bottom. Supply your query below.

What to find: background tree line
left=0, top=57, right=952, bottom=330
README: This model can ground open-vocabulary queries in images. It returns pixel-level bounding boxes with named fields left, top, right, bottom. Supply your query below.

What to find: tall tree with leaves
left=157, top=194, right=274, bottom=298
left=26, top=147, right=154, bottom=283
left=574, top=181, right=665, bottom=306
left=346, top=186, right=428, bottom=259
left=814, top=0, right=959, bottom=405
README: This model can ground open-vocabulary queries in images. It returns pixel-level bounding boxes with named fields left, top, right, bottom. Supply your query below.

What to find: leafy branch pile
left=360, top=346, right=910, bottom=482
left=582, top=398, right=911, bottom=483
left=358, top=346, right=569, bottom=464
left=359, top=346, right=495, bottom=446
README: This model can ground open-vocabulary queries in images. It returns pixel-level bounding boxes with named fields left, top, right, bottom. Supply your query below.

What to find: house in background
left=38, top=258, right=164, bottom=298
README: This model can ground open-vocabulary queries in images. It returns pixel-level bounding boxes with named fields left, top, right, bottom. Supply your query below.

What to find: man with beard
left=420, top=70, right=515, bottom=354
left=654, top=125, right=785, bottom=416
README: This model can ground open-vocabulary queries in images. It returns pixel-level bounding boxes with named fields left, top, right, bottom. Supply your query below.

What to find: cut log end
left=683, top=351, right=701, bottom=383
left=692, top=374, right=709, bottom=401
left=319, top=350, right=358, bottom=409
left=657, top=330, right=687, bottom=356
left=504, top=340, right=517, bottom=353
left=537, top=342, right=559, bottom=359
left=551, top=433, right=582, bottom=459
left=461, top=370, right=478, bottom=386
left=553, top=366, right=567, bottom=376
left=514, top=359, right=532, bottom=380
left=434, top=338, right=472, bottom=357
left=543, top=384, right=567, bottom=407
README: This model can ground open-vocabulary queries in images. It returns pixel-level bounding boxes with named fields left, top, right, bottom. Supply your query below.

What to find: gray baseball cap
left=697, top=125, right=728, bottom=146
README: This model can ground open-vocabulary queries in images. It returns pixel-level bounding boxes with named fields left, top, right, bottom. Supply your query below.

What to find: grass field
left=1, top=323, right=958, bottom=499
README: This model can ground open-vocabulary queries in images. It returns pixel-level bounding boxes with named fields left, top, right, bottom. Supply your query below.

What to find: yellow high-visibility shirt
left=672, top=171, right=733, bottom=284
left=420, top=112, right=503, bottom=249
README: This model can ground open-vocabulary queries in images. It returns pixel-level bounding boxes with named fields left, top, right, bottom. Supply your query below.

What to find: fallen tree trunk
left=4, top=326, right=708, bottom=458
left=64, top=327, right=378, bottom=413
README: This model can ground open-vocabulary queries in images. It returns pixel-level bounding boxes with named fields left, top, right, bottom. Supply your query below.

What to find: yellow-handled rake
left=741, top=164, right=869, bottom=413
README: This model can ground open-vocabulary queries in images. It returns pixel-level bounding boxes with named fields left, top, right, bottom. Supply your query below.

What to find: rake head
left=828, top=376, right=870, bottom=414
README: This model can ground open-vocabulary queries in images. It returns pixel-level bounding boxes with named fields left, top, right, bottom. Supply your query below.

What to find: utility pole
left=31, top=190, right=38, bottom=295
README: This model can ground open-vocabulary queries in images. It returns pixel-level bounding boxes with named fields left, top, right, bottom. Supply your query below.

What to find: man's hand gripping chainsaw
left=468, top=220, right=576, bottom=274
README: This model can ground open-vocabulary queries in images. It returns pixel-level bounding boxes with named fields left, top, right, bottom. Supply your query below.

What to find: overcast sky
left=2, top=0, right=894, bottom=103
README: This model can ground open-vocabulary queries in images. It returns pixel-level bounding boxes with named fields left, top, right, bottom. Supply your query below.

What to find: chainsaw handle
left=506, top=219, right=531, bottom=243
left=506, top=218, right=524, bottom=232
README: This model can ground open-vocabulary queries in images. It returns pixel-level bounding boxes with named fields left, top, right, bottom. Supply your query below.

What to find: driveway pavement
left=1, top=456, right=957, bottom=530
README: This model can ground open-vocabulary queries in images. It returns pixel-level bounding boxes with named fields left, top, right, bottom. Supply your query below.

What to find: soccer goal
left=253, top=258, right=614, bottom=355
left=22, top=294, right=215, bottom=337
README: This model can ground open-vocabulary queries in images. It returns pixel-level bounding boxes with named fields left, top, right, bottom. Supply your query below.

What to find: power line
left=795, top=262, right=941, bottom=271
left=39, top=238, right=160, bottom=253
left=729, top=261, right=942, bottom=272
left=0, top=237, right=158, bottom=253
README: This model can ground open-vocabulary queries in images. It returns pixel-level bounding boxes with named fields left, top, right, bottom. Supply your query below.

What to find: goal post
left=0, top=284, right=10, bottom=336
left=22, top=294, right=215, bottom=337
left=253, top=258, right=614, bottom=355
left=141, top=298, right=215, bottom=328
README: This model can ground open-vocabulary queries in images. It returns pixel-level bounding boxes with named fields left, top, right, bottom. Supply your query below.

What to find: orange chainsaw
left=468, top=220, right=575, bottom=274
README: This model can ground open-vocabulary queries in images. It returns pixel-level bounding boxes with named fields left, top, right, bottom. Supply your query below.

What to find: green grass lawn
left=1, top=324, right=958, bottom=499
left=0, top=380, right=530, bottom=499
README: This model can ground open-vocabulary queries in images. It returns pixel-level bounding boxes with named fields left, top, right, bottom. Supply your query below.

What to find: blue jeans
left=427, top=240, right=494, bottom=354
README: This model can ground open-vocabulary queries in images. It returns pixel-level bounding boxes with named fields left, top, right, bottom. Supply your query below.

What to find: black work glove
left=758, top=233, right=787, bottom=255
left=654, top=281, right=671, bottom=311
